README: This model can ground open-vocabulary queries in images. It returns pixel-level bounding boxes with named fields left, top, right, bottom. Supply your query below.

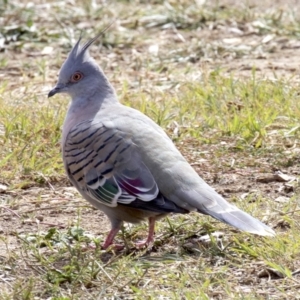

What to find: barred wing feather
left=64, top=120, right=159, bottom=207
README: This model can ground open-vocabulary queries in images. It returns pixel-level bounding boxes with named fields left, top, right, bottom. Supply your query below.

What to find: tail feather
left=173, top=187, right=275, bottom=236
left=199, top=207, right=275, bottom=236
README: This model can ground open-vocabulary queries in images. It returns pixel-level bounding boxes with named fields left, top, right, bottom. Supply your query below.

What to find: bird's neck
left=62, top=86, right=118, bottom=145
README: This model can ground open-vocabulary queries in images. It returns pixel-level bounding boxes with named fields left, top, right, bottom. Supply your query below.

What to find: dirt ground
left=1, top=0, right=300, bottom=298
left=0, top=0, right=299, bottom=255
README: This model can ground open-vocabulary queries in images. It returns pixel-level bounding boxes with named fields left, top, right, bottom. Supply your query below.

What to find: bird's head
left=48, top=27, right=114, bottom=100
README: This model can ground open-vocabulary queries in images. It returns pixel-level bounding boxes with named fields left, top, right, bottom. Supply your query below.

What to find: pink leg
left=135, top=217, right=156, bottom=248
left=102, top=227, right=124, bottom=250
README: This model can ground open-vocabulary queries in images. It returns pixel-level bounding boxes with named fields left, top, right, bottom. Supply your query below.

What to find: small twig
left=273, top=208, right=300, bottom=216
left=0, top=206, right=21, bottom=218
left=19, top=204, right=91, bottom=215
left=171, top=23, right=186, bottom=43
left=103, top=252, right=126, bottom=268
left=37, top=172, right=56, bottom=192
left=120, top=268, right=149, bottom=290
left=121, top=226, right=130, bottom=252
left=292, top=269, right=300, bottom=276
left=135, top=268, right=149, bottom=287
left=0, top=275, right=13, bottom=288
left=95, top=260, right=113, bottom=282
left=38, top=221, right=67, bottom=229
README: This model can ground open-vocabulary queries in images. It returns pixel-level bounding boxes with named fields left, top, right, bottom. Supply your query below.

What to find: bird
left=48, top=32, right=275, bottom=250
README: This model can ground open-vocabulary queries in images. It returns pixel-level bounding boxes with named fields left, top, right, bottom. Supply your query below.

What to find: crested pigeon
left=48, top=32, right=275, bottom=250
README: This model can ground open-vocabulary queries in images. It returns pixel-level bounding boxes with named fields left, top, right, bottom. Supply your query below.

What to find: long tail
left=175, top=187, right=275, bottom=236
left=198, top=205, right=275, bottom=236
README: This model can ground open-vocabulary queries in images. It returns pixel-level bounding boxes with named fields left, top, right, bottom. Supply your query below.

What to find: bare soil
left=1, top=0, right=299, bottom=257
left=1, top=0, right=300, bottom=298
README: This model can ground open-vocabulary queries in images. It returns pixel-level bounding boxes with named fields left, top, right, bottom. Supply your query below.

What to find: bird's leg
left=135, top=217, right=156, bottom=248
left=102, top=224, right=124, bottom=250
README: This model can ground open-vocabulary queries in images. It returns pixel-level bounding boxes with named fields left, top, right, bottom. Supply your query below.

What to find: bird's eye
left=70, top=72, right=83, bottom=82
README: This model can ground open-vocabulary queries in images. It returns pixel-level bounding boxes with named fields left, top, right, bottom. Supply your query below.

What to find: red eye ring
left=70, top=72, right=83, bottom=82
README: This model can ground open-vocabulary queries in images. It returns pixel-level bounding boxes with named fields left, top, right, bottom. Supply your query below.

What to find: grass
left=1, top=0, right=300, bottom=299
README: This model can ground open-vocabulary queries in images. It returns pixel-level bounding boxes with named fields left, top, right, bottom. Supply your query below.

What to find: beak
left=48, top=84, right=67, bottom=98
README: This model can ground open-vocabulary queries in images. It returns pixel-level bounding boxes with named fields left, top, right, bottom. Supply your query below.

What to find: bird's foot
left=101, top=227, right=124, bottom=251
left=102, top=243, right=124, bottom=251
left=134, top=237, right=154, bottom=249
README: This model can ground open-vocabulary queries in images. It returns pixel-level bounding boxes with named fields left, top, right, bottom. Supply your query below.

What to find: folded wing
left=64, top=120, right=184, bottom=215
